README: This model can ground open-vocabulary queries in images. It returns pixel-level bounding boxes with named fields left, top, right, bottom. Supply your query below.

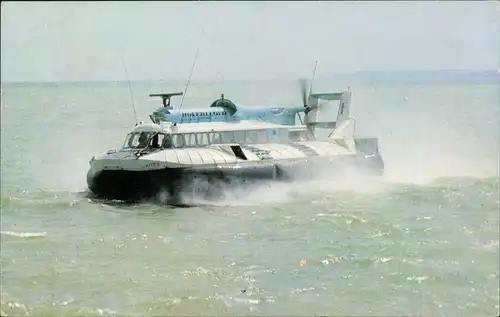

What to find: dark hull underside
left=87, top=154, right=384, bottom=205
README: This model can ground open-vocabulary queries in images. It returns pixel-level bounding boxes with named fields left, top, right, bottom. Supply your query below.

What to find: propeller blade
left=298, top=78, right=309, bottom=106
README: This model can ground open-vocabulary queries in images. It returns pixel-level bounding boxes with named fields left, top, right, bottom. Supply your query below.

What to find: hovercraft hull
left=86, top=153, right=384, bottom=204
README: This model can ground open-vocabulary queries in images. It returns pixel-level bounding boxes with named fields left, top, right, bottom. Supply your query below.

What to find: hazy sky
left=1, top=1, right=498, bottom=82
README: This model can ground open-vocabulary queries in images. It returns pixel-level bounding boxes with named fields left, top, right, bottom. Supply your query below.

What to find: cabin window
left=268, top=128, right=290, bottom=143
left=171, top=134, right=185, bottom=148
left=149, top=133, right=166, bottom=149
left=184, top=134, right=197, bottom=147
left=289, top=130, right=312, bottom=142
left=154, top=129, right=292, bottom=149
left=221, top=131, right=235, bottom=143
left=246, top=130, right=268, bottom=144
left=234, top=131, right=246, bottom=143
left=162, top=134, right=174, bottom=148
left=196, top=133, right=211, bottom=146
left=209, top=132, right=222, bottom=144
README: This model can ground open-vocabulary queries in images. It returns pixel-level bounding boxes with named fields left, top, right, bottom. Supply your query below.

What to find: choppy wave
left=0, top=231, right=47, bottom=238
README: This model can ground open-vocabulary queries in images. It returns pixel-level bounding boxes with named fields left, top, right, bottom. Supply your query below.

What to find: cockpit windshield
left=122, top=132, right=173, bottom=150
left=123, top=132, right=153, bottom=149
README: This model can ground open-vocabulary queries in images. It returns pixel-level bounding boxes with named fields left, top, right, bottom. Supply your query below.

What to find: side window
left=172, top=134, right=185, bottom=148
left=149, top=133, right=165, bottom=148
left=278, top=129, right=289, bottom=143
left=234, top=131, right=246, bottom=143
left=245, top=131, right=256, bottom=143
left=270, top=129, right=286, bottom=143
left=245, top=130, right=267, bottom=144
left=300, top=131, right=311, bottom=141
left=289, top=131, right=300, bottom=142
left=184, top=134, right=197, bottom=147
left=162, top=134, right=173, bottom=148
left=245, top=131, right=253, bottom=143
left=290, top=131, right=310, bottom=142
left=221, top=131, right=235, bottom=143
left=210, top=132, right=222, bottom=145
left=196, top=133, right=210, bottom=146
left=256, top=130, right=268, bottom=143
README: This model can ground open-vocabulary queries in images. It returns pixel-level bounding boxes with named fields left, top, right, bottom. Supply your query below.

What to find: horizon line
left=1, top=69, right=497, bottom=85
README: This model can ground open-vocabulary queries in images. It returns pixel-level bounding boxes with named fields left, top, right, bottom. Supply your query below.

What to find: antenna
left=178, top=28, right=206, bottom=112
left=120, top=53, right=138, bottom=125
left=308, top=60, right=319, bottom=98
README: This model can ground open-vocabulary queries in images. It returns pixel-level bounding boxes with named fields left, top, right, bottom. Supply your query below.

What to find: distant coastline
left=323, top=69, right=499, bottom=85
left=2, top=70, right=498, bottom=86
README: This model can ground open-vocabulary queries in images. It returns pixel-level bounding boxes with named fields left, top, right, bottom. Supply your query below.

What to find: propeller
left=298, top=60, right=319, bottom=115
left=298, top=78, right=316, bottom=114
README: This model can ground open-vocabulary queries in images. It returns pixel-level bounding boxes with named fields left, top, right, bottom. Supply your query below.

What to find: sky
left=1, top=1, right=498, bottom=82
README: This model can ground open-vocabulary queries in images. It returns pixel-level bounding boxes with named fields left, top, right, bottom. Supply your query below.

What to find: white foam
left=0, top=231, right=47, bottom=238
